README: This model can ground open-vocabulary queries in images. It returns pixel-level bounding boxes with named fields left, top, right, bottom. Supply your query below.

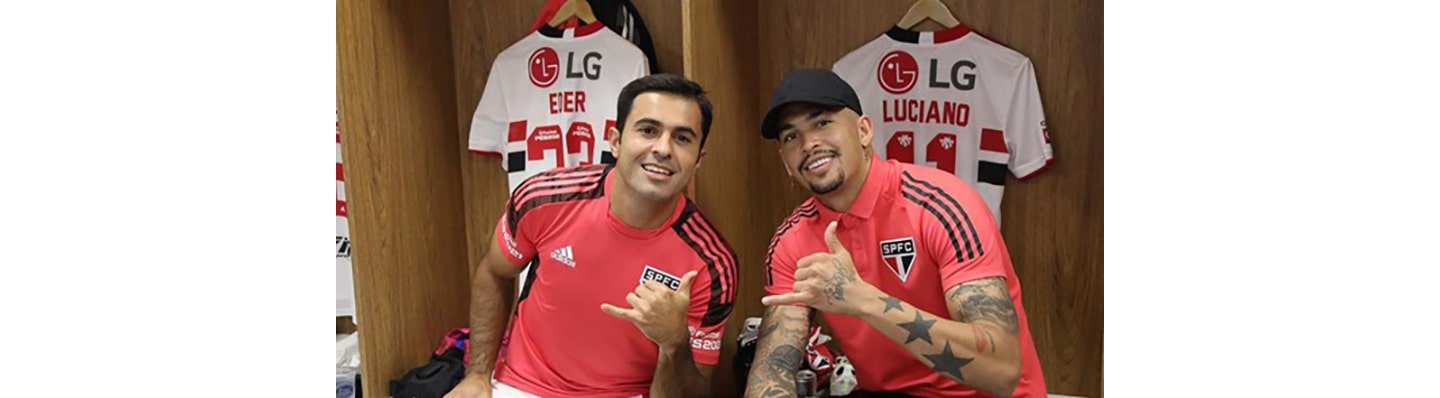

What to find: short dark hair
left=616, top=74, right=714, bottom=147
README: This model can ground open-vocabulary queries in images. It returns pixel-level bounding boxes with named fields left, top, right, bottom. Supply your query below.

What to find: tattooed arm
left=761, top=222, right=1021, bottom=396
left=743, top=305, right=812, bottom=398
left=854, top=277, right=1022, bottom=396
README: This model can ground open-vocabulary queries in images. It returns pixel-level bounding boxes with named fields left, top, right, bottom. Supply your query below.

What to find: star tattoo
left=879, top=295, right=903, bottom=313
left=896, top=311, right=936, bottom=344
left=923, top=342, right=975, bottom=380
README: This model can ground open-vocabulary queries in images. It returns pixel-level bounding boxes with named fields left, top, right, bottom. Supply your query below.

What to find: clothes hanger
left=548, top=0, right=598, bottom=27
left=896, top=0, right=961, bottom=30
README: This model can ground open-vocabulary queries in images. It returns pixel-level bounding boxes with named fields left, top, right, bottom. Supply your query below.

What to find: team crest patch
left=879, top=237, right=917, bottom=282
left=640, top=265, right=682, bottom=291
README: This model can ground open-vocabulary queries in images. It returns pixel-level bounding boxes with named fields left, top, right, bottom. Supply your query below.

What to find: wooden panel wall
left=683, top=0, right=763, bottom=395
left=337, top=0, right=470, bottom=397
left=748, top=1, right=1105, bottom=396
left=449, top=0, right=537, bottom=280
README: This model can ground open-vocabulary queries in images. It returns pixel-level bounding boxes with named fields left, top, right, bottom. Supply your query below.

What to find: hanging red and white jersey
left=337, top=112, right=356, bottom=318
left=834, top=24, right=1053, bottom=224
left=468, top=23, right=650, bottom=194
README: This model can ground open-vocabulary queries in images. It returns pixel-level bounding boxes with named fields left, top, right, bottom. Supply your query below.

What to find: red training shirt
left=492, top=164, right=738, bottom=397
left=765, top=155, right=1046, bottom=397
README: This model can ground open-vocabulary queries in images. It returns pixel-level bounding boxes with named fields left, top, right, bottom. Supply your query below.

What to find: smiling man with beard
left=447, top=74, right=737, bottom=398
left=744, top=69, right=1048, bottom=398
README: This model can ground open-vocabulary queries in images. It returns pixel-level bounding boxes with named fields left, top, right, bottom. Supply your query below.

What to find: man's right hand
left=443, top=376, right=492, bottom=398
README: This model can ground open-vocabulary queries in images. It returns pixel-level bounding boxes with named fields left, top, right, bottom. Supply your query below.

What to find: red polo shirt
left=765, top=156, right=1046, bottom=397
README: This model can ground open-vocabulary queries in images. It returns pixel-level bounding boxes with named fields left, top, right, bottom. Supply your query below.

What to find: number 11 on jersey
left=885, top=130, right=958, bottom=174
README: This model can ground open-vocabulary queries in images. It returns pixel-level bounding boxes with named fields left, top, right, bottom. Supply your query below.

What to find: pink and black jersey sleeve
left=763, top=201, right=821, bottom=301
left=493, top=164, right=611, bottom=266
left=897, top=167, right=1007, bottom=289
left=670, top=202, right=738, bottom=365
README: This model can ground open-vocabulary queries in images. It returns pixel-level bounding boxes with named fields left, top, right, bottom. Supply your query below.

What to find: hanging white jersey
left=834, top=24, right=1053, bottom=224
left=468, top=23, right=650, bottom=194
left=337, top=112, right=356, bottom=318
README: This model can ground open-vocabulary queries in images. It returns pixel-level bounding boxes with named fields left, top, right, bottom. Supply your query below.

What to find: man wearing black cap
left=743, top=69, right=1047, bottom=397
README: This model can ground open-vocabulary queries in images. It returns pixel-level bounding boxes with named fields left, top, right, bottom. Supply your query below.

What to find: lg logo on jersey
left=875, top=50, right=977, bottom=94
left=878, top=51, right=919, bottom=94
left=528, top=47, right=603, bottom=88
left=528, top=47, right=560, bottom=87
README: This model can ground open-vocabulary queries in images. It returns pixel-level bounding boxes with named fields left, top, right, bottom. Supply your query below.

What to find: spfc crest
left=640, top=265, right=682, bottom=291
left=879, top=237, right=917, bottom=282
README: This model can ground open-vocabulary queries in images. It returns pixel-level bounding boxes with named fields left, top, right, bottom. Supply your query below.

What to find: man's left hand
left=602, top=270, right=697, bottom=349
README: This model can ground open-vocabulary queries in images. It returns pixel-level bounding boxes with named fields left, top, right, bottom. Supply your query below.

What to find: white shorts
left=491, top=380, right=539, bottom=398
left=492, top=380, right=642, bottom=398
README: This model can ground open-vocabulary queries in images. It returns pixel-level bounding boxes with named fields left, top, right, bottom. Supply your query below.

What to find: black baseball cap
left=760, top=69, right=864, bottom=140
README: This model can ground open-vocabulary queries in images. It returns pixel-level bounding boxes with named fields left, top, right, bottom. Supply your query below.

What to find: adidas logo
left=550, top=246, right=576, bottom=267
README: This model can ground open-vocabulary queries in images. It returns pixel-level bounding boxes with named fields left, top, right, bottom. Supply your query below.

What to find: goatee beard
left=808, top=170, right=844, bottom=194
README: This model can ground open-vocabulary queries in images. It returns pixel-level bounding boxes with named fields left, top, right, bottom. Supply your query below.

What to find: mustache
left=798, top=149, right=840, bottom=173
left=640, top=155, right=679, bottom=170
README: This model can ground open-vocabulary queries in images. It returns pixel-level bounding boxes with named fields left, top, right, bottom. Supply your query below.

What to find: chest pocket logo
left=640, top=265, right=682, bottom=291
left=879, top=237, right=917, bottom=282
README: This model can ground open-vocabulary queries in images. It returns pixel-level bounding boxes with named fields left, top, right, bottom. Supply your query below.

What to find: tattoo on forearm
left=923, top=342, right=975, bottom=381
left=749, top=377, right=798, bottom=398
left=879, top=295, right=904, bottom=313
left=825, top=258, right=851, bottom=304
left=896, top=310, right=937, bottom=344
left=746, top=344, right=802, bottom=397
left=747, top=307, right=810, bottom=398
left=972, top=324, right=995, bottom=354
left=759, top=385, right=793, bottom=398
left=779, top=310, right=811, bottom=324
left=948, top=277, right=1020, bottom=335
left=765, top=345, right=804, bottom=376
left=757, top=320, right=779, bottom=340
